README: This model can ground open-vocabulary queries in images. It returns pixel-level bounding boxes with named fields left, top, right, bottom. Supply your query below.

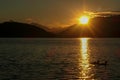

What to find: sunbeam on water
left=79, top=38, right=91, bottom=79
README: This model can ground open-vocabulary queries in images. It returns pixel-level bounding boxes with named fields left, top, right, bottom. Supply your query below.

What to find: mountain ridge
left=0, top=21, right=55, bottom=37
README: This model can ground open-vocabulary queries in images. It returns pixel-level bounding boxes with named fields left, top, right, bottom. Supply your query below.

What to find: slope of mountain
left=0, top=22, right=55, bottom=37
left=58, top=24, right=94, bottom=37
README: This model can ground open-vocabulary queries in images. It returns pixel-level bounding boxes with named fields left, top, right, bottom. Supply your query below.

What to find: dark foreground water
left=0, top=38, right=120, bottom=80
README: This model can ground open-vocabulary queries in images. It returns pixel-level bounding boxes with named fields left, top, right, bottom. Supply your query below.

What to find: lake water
left=0, top=38, right=120, bottom=80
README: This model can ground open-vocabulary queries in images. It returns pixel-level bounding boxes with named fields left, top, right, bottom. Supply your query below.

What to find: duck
left=99, top=61, right=108, bottom=66
left=90, top=60, right=100, bottom=64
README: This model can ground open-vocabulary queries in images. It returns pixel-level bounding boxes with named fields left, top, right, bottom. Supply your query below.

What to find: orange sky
left=0, top=0, right=120, bottom=27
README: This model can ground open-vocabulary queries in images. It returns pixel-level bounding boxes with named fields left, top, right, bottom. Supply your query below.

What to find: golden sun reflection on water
left=79, top=38, right=91, bottom=79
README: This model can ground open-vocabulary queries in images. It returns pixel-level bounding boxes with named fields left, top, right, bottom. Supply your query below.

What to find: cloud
left=85, top=11, right=120, bottom=17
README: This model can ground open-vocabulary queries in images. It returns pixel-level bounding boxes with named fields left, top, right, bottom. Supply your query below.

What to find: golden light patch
left=79, top=15, right=90, bottom=25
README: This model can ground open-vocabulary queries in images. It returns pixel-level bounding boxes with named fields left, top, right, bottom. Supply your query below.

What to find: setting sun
left=79, top=15, right=90, bottom=25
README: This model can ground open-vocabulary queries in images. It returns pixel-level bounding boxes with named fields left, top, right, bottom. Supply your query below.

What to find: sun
left=79, top=15, right=90, bottom=25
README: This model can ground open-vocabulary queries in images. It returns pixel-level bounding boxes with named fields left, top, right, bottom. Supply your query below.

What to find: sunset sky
left=0, top=0, right=120, bottom=27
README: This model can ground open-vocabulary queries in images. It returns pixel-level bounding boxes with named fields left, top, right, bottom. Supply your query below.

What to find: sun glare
left=79, top=15, right=90, bottom=25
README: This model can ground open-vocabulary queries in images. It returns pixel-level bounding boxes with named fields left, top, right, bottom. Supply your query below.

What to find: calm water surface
left=0, top=38, right=120, bottom=80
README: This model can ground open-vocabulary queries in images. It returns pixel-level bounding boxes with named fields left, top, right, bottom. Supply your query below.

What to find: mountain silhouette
left=0, top=15, right=120, bottom=38
left=59, top=15, right=120, bottom=38
left=0, top=21, right=55, bottom=37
